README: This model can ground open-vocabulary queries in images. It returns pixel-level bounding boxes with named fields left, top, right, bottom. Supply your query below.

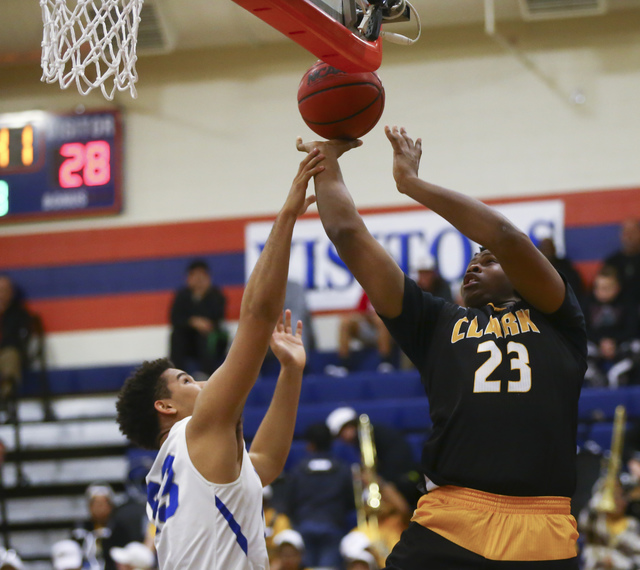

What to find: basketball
left=297, top=61, right=385, bottom=140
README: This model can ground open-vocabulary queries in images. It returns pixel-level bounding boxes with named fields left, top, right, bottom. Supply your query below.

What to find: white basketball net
left=40, top=0, right=144, bottom=100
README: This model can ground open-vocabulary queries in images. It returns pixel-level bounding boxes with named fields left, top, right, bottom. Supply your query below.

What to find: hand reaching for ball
left=270, top=309, right=306, bottom=371
left=384, top=125, right=422, bottom=189
left=295, top=137, right=362, bottom=160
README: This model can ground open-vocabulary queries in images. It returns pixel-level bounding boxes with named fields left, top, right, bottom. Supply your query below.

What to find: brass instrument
left=354, top=413, right=388, bottom=561
left=352, top=462, right=367, bottom=530
left=596, top=405, right=626, bottom=514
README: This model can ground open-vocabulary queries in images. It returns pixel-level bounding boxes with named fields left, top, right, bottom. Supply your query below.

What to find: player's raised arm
left=250, top=310, right=306, bottom=485
left=384, top=125, right=565, bottom=314
left=296, top=137, right=405, bottom=319
left=186, top=149, right=323, bottom=481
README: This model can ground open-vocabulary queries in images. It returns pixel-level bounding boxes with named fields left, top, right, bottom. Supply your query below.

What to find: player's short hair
left=467, top=246, right=487, bottom=262
left=116, top=358, right=173, bottom=450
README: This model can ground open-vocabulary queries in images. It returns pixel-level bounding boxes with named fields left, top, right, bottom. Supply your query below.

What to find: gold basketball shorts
left=411, top=486, right=578, bottom=561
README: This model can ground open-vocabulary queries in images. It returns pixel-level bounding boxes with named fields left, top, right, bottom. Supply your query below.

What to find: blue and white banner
left=245, top=199, right=565, bottom=312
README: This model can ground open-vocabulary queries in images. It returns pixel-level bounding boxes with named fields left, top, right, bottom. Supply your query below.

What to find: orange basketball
left=297, top=61, right=385, bottom=140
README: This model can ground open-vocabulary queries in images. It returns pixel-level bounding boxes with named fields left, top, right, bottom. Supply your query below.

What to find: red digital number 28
left=59, top=141, right=111, bottom=188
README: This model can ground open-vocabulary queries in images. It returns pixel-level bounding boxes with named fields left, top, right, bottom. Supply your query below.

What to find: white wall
left=1, top=13, right=639, bottom=364
left=0, top=12, right=638, bottom=238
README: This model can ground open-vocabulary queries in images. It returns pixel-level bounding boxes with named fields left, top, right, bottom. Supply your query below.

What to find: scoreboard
left=0, top=108, right=123, bottom=223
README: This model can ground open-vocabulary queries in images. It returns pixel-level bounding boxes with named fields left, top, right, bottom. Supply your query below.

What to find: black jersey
left=382, top=275, right=587, bottom=498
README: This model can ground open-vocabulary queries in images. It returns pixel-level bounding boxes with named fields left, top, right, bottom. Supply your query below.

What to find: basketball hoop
left=40, top=0, right=144, bottom=100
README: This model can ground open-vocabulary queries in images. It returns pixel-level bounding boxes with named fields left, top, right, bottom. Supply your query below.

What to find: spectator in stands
left=326, top=407, right=420, bottom=509
left=52, top=540, right=83, bottom=570
left=104, top=460, right=153, bottom=560
left=109, top=542, right=155, bottom=570
left=398, top=258, right=453, bottom=369
left=325, top=290, right=395, bottom=377
left=0, top=275, right=31, bottom=423
left=345, top=551, right=378, bottom=570
left=271, top=530, right=309, bottom=570
left=538, top=237, right=586, bottom=310
left=72, top=482, right=116, bottom=570
left=169, top=259, right=228, bottom=378
left=578, top=480, right=640, bottom=569
left=605, top=219, right=640, bottom=310
left=0, top=548, right=23, bottom=570
left=413, top=257, right=452, bottom=301
left=348, top=476, right=412, bottom=566
left=284, top=422, right=354, bottom=569
left=622, top=422, right=640, bottom=521
left=340, top=532, right=379, bottom=570
left=264, top=484, right=292, bottom=565
left=584, top=266, right=639, bottom=387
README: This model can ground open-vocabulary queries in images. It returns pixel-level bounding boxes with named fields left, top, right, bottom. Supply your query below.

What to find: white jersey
left=146, top=417, right=269, bottom=570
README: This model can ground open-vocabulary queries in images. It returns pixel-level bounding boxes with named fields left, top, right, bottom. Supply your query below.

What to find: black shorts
left=384, top=523, right=579, bottom=570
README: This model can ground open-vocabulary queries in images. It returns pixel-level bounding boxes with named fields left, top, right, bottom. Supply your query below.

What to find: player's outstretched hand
left=285, top=149, right=325, bottom=217
left=385, top=125, right=422, bottom=191
left=296, top=137, right=362, bottom=160
left=270, top=309, right=306, bottom=371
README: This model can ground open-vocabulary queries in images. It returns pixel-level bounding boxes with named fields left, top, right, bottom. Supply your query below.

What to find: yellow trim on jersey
left=411, top=486, right=578, bottom=561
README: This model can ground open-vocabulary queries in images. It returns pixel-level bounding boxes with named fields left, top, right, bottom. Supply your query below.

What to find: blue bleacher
left=245, top=377, right=640, bottom=468
left=22, top=364, right=133, bottom=396
left=406, top=433, right=426, bottom=463
left=244, top=403, right=341, bottom=439
left=242, top=407, right=265, bottom=439
left=244, top=381, right=276, bottom=407
left=578, top=387, right=630, bottom=422
left=310, top=374, right=370, bottom=403
left=24, top=354, right=640, bottom=472
left=398, top=398, right=432, bottom=432
left=355, top=399, right=402, bottom=427
left=293, top=402, right=342, bottom=437
left=584, top=422, right=617, bottom=451
left=625, top=385, right=640, bottom=418
left=215, top=367, right=640, bottom=464
left=367, top=372, right=423, bottom=400
left=284, top=440, right=309, bottom=471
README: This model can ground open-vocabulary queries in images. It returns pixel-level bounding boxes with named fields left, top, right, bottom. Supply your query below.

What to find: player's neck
left=157, top=420, right=175, bottom=447
left=157, top=428, right=170, bottom=447
left=489, top=296, right=519, bottom=309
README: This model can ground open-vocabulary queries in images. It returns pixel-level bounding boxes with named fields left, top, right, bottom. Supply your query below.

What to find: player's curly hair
left=116, top=358, right=173, bottom=450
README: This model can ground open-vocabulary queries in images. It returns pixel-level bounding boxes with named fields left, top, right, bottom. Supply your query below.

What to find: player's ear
left=154, top=399, right=177, bottom=416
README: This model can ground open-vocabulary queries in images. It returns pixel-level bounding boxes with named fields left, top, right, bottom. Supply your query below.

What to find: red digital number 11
left=59, top=141, right=111, bottom=188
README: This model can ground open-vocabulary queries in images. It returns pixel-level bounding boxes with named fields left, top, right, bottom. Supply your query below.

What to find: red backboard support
left=231, top=0, right=383, bottom=72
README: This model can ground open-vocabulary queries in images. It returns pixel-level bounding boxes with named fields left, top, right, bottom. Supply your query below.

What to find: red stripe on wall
left=225, top=287, right=243, bottom=323
left=560, top=188, right=640, bottom=226
left=574, top=260, right=603, bottom=290
left=3, top=187, right=639, bottom=271
left=481, top=187, right=640, bottom=227
left=27, top=292, right=173, bottom=333
left=355, top=187, right=640, bottom=227
left=1, top=218, right=262, bottom=269
left=27, top=286, right=245, bottom=333
left=22, top=260, right=605, bottom=334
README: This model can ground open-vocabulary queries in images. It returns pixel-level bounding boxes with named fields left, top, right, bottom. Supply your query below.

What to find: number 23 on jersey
left=474, top=340, right=532, bottom=393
